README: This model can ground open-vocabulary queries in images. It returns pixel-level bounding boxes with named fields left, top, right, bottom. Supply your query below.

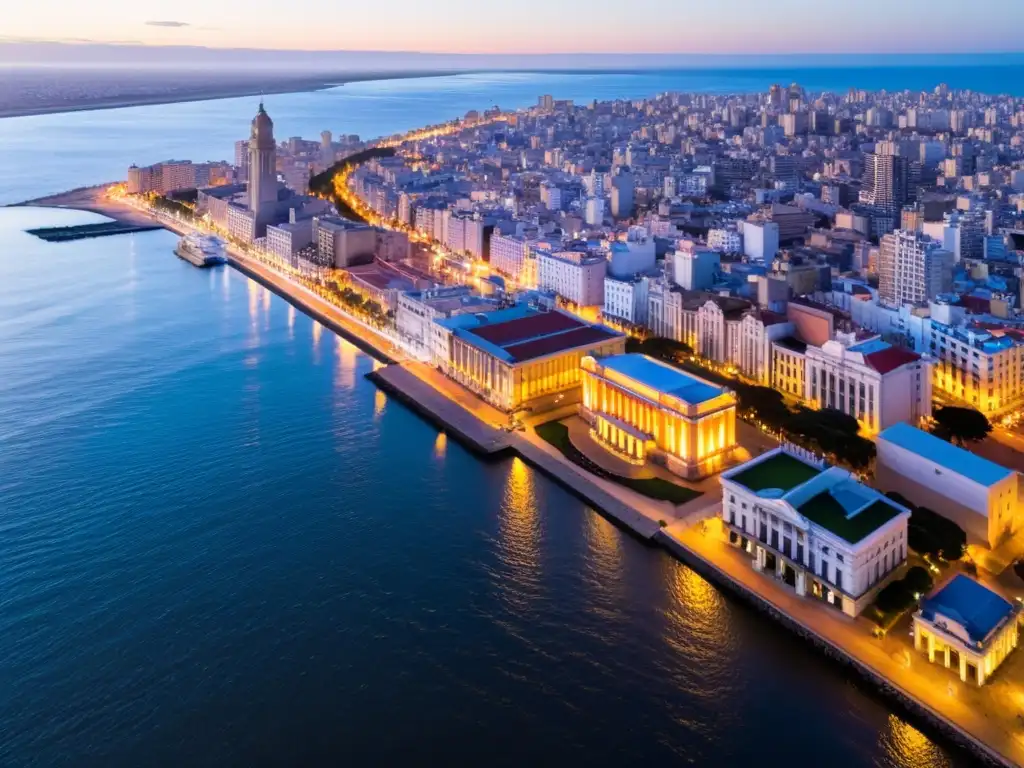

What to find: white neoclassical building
left=721, top=447, right=911, bottom=617
left=913, top=575, right=1020, bottom=686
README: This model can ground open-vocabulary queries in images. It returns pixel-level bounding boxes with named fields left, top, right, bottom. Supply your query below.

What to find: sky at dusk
left=4, top=0, right=1024, bottom=54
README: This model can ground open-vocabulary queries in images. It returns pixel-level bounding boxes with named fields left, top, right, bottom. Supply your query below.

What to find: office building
left=721, top=448, right=911, bottom=617
left=580, top=353, right=739, bottom=478
left=878, top=230, right=954, bottom=307
left=672, top=244, right=720, bottom=291
left=741, top=220, right=780, bottom=261
left=537, top=248, right=607, bottom=307
left=603, top=276, right=650, bottom=327
left=314, top=216, right=377, bottom=268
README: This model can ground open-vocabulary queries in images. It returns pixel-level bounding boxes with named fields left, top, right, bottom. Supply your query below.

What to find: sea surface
left=1, top=64, right=1023, bottom=205
left=0, top=68, right=989, bottom=766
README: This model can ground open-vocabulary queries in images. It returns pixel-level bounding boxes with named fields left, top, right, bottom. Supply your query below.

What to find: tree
left=931, top=406, right=991, bottom=446
left=903, top=566, right=934, bottom=595
left=875, top=579, right=916, bottom=614
left=910, top=507, right=966, bottom=561
left=740, top=386, right=792, bottom=432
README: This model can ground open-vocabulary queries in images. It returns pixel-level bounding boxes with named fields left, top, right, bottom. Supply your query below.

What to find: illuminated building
left=913, top=575, right=1020, bottom=686
left=771, top=336, right=807, bottom=398
left=721, top=447, right=911, bottom=617
left=736, top=309, right=793, bottom=385
left=396, top=286, right=500, bottom=361
left=876, top=423, right=1020, bottom=548
left=927, top=312, right=1024, bottom=416
left=536, top=248, right=607, bottom=308
left=434, top=307, right=624, bottom=412
left=580, top=353, right=738, bottom=478
left=805, top=333, right=932, bottom=435
left=248, top=102, right=279, bottom=236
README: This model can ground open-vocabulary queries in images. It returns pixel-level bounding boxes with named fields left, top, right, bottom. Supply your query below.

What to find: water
left=0, top=70, right=986, bottom=766
left=1, top=64, right=1022, bottom=204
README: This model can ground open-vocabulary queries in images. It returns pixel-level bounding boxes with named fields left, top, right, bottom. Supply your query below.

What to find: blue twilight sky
left=4, top=0, right=1024, bottom=54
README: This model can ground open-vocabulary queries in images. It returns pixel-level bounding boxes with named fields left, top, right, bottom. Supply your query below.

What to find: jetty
left=26, top=221, right=162, bottom=242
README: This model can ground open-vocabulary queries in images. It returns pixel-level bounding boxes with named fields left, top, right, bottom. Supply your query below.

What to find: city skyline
left=5, top=0, right=1024, bottom=55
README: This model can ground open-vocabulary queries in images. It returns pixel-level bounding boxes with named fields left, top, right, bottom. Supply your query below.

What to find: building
left=314, top=216, right=377, bottom=268
left=721, top=448, right=911, bottom=617
left=603, top=276, right=649, bottom=327
left=265, top=217, right=313, bottom=264
left=736, top=309, right=794, bottom=385
left=537, top=248, right=607, bottom=307
left=707, top=227, right=743, bottom=254
left=607, top=234, right=656, bottom=279
left=741, top=220, right=780, bottom=261
left=580, top=353, right=739, bottom=478
left=876, top=423, right=1019, bottom=548
left=928, top=312, right=1024, bottom=415
left=805, top=334, right=933, bottom=434
left=610, top=169, right=635, bottom=218
left=434, top=307, right=624, bottom=412
left=913, top=575, right=1020, bottom=686
left=766, top=203, right=815, bottom=243
left=672, top=244, right=720, bottom=291
left=772, top=336, right=808, bottom=397
left=248, top=102, right=279, bottom=237
left=395, top=286, right=499, bottom=360
left=490, top=234, right=538, bottom=288
left=860, top=153, right=912, bottom=227
left=585, top=196, right=605, bottom=227
left=878, top=230, right=954, bottom=307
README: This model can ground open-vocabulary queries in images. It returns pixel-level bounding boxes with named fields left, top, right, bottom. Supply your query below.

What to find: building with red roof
left=804, top=332, right=933, bottom=435
left=434, top=307, right=625, bottom=412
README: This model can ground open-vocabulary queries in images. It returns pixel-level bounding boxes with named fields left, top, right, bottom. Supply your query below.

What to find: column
left=944, top=646, right=951, bottom=669
left=914, top=626, right=923, bottom=652
left=753, top=547, right=765, bottom=572
left=959, top=653, right=968, bottom=683
left=927, top=633, right=935, bottom=663
left=976, top=659, right=985, bottom=686
left=795, top=570, right=806, bottom=597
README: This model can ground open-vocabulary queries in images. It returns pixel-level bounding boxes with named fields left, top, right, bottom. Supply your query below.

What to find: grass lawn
left=535, top=421, right=702, bottom=505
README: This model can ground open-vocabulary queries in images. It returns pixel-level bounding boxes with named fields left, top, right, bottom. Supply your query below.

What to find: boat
left=175, top=233, right=228, bottom=268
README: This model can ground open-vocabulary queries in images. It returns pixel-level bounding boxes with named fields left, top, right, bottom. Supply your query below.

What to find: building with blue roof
left=876, top=422, right=1020, bottom=548
left=913, top=574, right=1020, bottom=685
left=579, top=353, right=738, bottom=479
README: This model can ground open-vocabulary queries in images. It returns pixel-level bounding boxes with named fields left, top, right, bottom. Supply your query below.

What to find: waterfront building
left=580, top=353, right=738, bottom=478
left=877, top=230, right=954, bottom=307
left=537, top=248, right=607, bottom=308
left=805, top=333, right=932, bottom=435
left=721, top=448, right=911, bottom=617
left=248, top=102, right=279, bottom=238
left=395, top=286, right=498, bottom=361
left=876, top=423, right=1020, bottom=548
left=913, top=575, right=1020, bottom=686
left=434, top=307, right=624, bottom=412
left=265, top=217, right=313, bottom=264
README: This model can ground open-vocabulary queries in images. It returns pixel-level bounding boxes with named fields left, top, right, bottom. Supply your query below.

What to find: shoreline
left=0, top=69, right=475, bottom=121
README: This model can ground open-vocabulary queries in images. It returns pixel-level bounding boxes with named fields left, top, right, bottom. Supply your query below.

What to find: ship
left=175, top=233, right=228, bottom=268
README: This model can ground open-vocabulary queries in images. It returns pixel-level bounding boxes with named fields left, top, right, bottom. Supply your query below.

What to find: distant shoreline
left=0, top=69, right=473, bottom=120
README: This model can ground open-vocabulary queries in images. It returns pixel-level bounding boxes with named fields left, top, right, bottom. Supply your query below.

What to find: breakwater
left=27, top=220, right=162, bottom=242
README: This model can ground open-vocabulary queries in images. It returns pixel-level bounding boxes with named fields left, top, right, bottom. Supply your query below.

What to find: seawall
left=656, top=531, right=1013, bottom=768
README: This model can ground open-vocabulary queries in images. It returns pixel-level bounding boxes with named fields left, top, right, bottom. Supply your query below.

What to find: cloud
left=145, top=21, right=191, bottom=28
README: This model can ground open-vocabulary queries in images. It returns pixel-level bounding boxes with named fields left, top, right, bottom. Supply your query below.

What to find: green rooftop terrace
left=728, top=453, right=822, bottom=494
left=798, top=494, right=903, bottom=544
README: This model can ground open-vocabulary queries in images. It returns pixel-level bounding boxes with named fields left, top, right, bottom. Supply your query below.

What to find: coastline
left=0, top=69, right=474, bottom=121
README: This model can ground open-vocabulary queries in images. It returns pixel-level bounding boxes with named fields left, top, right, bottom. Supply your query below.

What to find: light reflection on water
left=495, top=457, right=542, bottom=615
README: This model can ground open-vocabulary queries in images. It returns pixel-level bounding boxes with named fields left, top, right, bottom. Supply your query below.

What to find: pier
left=26, top=220, right=162, bottom=242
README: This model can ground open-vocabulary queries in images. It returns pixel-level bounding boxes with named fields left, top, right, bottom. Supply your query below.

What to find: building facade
left=580, top=353, right=739, bottom=478
left=878, top=230, right=954, bottom=307
left=721, top=448, right=911, bottom=617
left=537, top=249, right=607, bottom=307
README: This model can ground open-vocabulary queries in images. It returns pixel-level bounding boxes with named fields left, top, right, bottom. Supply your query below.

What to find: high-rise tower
left=248, top=102, right=278, bottom=230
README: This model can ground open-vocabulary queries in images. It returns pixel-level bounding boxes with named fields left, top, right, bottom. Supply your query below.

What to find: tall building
left=878, top=230, right=954, bottom=307
left=610, top=168, right=635, bottom=219
left=248, top=102, right=279, bottom=235
left=860, top=153, right=912, bottom=227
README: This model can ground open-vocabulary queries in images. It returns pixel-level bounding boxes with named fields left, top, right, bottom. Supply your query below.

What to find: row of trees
left=329, top=284, right=390, bottom=328
left=874, top=565, right=934, bottom=616
left=308, top=147, right=397, bottom=223
left=885, top=491, right=967, bottom=561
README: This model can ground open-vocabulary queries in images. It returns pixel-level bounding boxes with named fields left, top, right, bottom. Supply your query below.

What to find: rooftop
left=920, top=575, right=1017, bottom=646
left=598, top=354, right=728, bottom=405
left=445, top=309, right=621, bottom=365
left=728, top=452, right=823, bottom=495
left=797, top=489, right=903, bottom=544
left=878, top=422, right=1014, bottom=488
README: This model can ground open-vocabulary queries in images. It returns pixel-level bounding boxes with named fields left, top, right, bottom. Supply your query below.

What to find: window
left=836, top=553, right=844, bottom=563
